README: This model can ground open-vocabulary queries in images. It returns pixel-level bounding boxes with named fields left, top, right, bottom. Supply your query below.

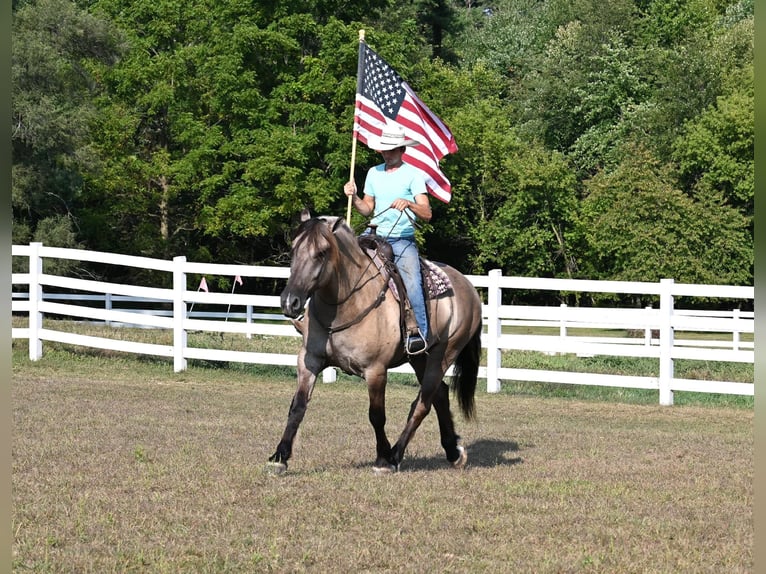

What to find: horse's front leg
left=366, top=367, right=396, bottom=474
left=267, top=351, right=321, bottom=473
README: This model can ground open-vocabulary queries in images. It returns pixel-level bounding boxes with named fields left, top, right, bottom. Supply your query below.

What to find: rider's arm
left=343, top=181, right=375, bottom=217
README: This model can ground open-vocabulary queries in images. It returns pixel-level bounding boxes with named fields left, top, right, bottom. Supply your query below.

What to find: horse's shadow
left=464, top=438, right=523, bottom=468
left=389, top=438, right=523, bottom=472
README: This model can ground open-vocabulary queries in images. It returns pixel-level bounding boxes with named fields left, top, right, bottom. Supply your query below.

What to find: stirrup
left=405, top=331, right=428, bottom=355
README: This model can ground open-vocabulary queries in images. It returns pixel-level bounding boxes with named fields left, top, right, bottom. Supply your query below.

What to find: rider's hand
left=344, top=181, right=356, bottom=197
left=391, top=198, right=411, bottom=211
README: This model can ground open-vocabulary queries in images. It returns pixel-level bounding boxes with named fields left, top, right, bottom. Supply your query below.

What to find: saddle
left=357, top=233, right=452, bottom=345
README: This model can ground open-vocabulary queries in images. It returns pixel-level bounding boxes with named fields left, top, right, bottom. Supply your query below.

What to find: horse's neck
left=317, top=240, right=382, bottom=309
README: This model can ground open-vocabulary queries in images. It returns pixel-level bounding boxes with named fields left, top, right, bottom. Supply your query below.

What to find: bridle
left=318, top=208, right=422, bottom=334
left=300, top=220, right=391, bottom=335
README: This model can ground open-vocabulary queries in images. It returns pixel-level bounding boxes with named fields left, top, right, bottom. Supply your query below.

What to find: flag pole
left=347, top=29, right=365, bottom=223
left=189, top=277, right=207, bottom=314
left=225, top=276, right=243, bottom=323
left=224, top=283, right=236, bottom=323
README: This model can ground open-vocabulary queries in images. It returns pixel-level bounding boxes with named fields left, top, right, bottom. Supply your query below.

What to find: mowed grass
left=12, top=344, right=753, bottom=573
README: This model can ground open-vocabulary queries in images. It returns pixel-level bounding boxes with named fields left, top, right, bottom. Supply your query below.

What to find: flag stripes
left=353, top=43, right=457, bottom=203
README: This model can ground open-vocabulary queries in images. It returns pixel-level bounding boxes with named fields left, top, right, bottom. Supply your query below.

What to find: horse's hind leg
left=404, top=383, right=462, bottom=465
left=432, top=380, right=467, bottom=468
left=388, top=365, right=445, bottom=468
left=396, top=381, right=468, bottom=468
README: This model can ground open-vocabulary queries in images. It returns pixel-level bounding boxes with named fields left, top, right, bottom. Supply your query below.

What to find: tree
left=633, top=0, right=753, bottom=160
left=12, top=0, right=123, bottom=255
left=518, top=0, right=641, bottom=153
left=577, top=145, right=752, bottom=286
left=11, top=0, right=754, bottom=293
left=672, top=88, right=753, bottom=218
left=669, top=5, right=753, bottom=221
left=428, top=79, right=579, bottom=278
left=82, top=2, right=393, bottom=270
left=451, top=0, right=560, bottom=78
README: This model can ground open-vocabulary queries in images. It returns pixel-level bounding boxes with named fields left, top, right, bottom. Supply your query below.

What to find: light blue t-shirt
left=364, top=162, right=427, bottom=238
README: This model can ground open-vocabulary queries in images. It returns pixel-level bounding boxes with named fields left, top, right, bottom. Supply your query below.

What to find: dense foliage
left=12, top=0, right=753, bottom=294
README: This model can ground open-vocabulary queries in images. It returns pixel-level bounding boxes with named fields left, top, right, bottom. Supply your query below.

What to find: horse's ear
left=300, top=208, right=311, bottom=222
left=332, top=217, right=345, bottom=233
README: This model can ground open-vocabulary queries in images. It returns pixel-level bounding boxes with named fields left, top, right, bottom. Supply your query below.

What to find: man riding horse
left=343, top=124, right=430, bottom=355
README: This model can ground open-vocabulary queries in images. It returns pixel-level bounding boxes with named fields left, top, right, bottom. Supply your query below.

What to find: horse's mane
left=292, top=216, right=353, bottom=271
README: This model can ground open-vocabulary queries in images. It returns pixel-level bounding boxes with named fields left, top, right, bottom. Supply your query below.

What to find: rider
left=343, top=124, right=431, bottom=354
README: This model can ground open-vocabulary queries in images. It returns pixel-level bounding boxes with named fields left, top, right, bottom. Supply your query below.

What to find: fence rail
left=11, top=243, right=754, bottom=405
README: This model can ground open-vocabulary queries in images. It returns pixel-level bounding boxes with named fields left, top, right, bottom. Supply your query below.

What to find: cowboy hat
left=366, top=124, right=420, bottom=151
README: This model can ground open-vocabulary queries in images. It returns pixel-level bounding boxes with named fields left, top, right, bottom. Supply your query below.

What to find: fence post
left=658, top=278, right=674, bottom=405
left=246, top=305, right=253, bottom=339
left=732, top=308, right=740, bottom=351
left=105, top=293, right=112, bottom=327
left=173, top=256, right=188, bottom=372
left=644, top=305, right=653, bottom=346
left=485, top=269, right=502, bottom=393
left=28, top=242, right=43, bottom=361
left=322, top=367, right=337, bottom=383
left=559, top=303, right=567, bottom=356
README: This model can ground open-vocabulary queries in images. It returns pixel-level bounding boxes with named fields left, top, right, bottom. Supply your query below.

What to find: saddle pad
left=364, top=247, right=452, bottom=301
left=422, top=259, right=452, bottom=299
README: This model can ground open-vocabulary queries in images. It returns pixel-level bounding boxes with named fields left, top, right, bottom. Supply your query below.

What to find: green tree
left=81, top=2, right=370, bottom=270
left=672, top=88, right=753, bottom=218
left=425, top=71, right=580, bottom=278
left=633, top=0, right=753, bottom=159
left=12, top=0, right=122, bottom=254
left=79, top=0, right=435, bottom=275
left=578, top=146, right=751, bottom=286
left=518, top=0, right=640, bottom=153
left=473, top=144, right=579, bottom=279
left=11, top=0, right=754, bottom=293
left=451, top=0, right=559, bottom=78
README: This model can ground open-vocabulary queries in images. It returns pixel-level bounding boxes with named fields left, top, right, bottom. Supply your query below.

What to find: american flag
left=354, top=43, right=458, bottom=203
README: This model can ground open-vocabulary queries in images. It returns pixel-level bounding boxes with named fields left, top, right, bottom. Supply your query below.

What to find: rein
left=311, top=224, right=390, bottom=335
left=316, top=256, right=379, bottom=307
left=326, top=281, right=389, bottom=334
left=362, top=207, right=420, bottom=241
left=311, top=208, right=417, bottom=335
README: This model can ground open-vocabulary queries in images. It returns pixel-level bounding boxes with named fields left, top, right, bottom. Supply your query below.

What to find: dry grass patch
left=13, top=353, right=752, bottom=573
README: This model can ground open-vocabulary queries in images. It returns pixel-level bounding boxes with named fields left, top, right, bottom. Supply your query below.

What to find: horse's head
left=280, top=210, right=348, bottom=318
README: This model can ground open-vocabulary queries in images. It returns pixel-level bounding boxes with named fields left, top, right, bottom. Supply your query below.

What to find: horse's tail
left=451, top=322, right=482, bottom=421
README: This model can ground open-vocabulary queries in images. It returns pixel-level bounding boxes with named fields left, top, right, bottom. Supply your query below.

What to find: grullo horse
left=268, top=210, right=483, bottom=474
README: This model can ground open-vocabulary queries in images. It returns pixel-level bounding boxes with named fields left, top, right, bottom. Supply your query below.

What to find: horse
left=268, top=209, right=483, bottom=474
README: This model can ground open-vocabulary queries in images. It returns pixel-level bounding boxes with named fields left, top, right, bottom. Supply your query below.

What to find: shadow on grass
left=398, top=438, right=523, bottom=472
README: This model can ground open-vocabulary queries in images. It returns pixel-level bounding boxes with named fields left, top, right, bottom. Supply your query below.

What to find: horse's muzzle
left=280, top=289, right=305, bottom=319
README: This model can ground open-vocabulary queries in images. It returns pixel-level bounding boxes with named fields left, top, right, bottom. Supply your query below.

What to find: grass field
left=12, top=341, right=753, bottom=573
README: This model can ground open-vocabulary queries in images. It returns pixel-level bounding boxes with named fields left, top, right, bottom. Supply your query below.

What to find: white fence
left=11, top=243, right=754, bottom=405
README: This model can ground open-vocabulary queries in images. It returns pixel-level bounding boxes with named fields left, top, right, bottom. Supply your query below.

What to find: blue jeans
left=389, top=237, right=428, bottom=340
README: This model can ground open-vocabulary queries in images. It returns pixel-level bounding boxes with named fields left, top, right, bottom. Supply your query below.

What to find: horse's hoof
left=372, top=463, right=398, bottom=475
left=451, top=445, right=468, bottom=469
left=264, top=461, right=288, bottom=475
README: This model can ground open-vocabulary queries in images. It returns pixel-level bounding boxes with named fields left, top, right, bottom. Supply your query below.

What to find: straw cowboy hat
left=366, top=124, right=420, bottom=151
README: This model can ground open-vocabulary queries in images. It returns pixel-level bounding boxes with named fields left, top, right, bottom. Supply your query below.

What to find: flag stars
left=356, top=43, right=456, bottom=201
